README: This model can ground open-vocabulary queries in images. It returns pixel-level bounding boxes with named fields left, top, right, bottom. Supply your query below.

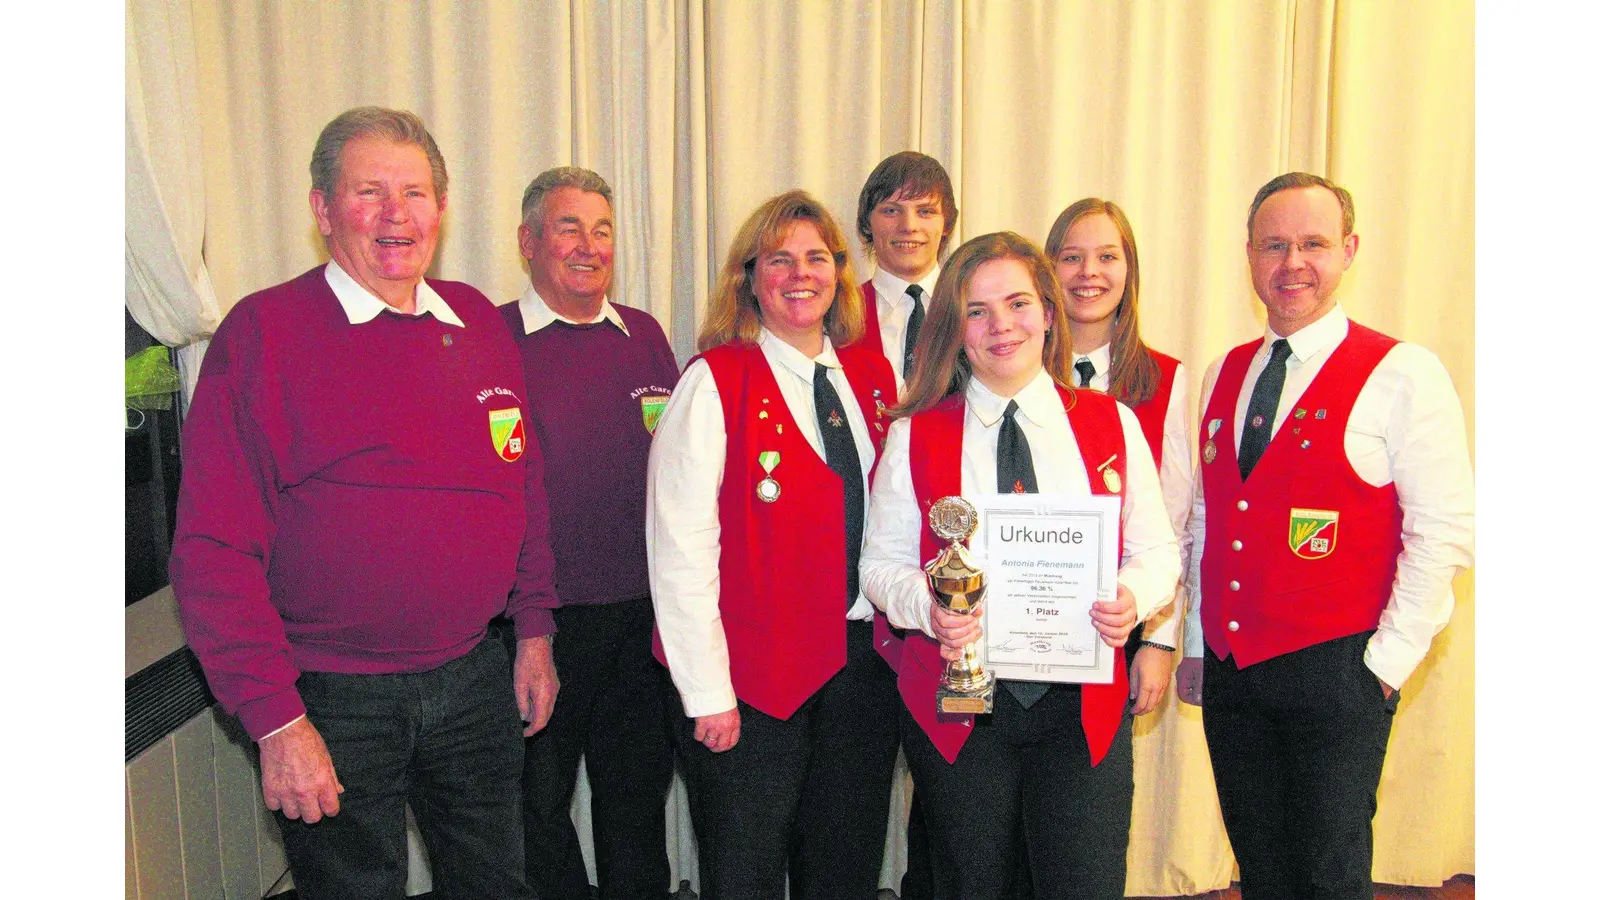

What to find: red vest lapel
left=1130, top=349, right=1181, bottom=468
left=859, top=281, right=886, bottom=361
left=1062, top=386, right=1130, bottom=767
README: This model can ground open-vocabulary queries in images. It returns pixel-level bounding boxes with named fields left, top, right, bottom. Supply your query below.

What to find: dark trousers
left=900, top=683, right=1134, bottom=900
left=899, top=790, right=942, bottom=900
left=675, top=620, right=901, bottom=900
left=521, top=598, right=675, bottom=900
left=276, top=636, right=532, bottom=900
left=999, top=629, right=1146, bottom=900
left=1202, top=631, right=1399, bottom=900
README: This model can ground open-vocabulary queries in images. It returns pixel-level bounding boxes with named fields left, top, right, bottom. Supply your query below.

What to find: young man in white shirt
left=854, top=151, right=960, bottom=388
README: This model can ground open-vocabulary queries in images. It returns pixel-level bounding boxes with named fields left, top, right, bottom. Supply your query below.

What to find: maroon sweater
left=171, top=267, right=559, bottom=740
left=500, top=301, right=681, bottom=606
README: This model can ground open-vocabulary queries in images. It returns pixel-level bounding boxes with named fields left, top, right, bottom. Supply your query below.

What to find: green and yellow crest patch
left=1288, top=507, right=1338, bottom=560
left=489, top=407, right=526, bottom=462
left=640, top=394, right=671, bottom=434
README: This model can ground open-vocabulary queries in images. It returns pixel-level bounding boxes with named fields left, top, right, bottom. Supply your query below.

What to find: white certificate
left=977, top=493, right=1121, bottom=684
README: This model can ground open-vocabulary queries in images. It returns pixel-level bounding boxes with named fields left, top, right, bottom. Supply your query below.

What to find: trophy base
left=937, top=681, right=994, bottom=715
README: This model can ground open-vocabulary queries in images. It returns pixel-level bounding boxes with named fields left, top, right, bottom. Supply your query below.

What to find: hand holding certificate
left=978, top=493, right=1122, bottom=685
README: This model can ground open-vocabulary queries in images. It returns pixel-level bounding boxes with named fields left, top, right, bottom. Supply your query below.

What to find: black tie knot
left=996, top=399, right=1037, bottom=496
left=1074, top=358, right=1096, bottom=388
left=1237, top=338, right=1292, bottom=481
left=813, top=362, right=865, bottom=609
left=902, top=284, right=927, bottom=379
left=995, top=396, right=1048, bottom=708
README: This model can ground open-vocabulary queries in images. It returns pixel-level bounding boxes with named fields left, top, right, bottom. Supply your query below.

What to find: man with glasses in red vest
left=1176, top=172, right=1474, bottom=900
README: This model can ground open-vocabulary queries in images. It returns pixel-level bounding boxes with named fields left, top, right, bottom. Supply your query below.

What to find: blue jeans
left=275, top=636, right=533, bottom=900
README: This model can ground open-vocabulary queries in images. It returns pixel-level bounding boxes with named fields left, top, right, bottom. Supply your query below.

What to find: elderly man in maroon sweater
left=170, top=107, right=557, bottom=899
left=502, top=167, right=681, bottom=900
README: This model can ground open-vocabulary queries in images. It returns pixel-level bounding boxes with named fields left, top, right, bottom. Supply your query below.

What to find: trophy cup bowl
left=925, top=496, right=994, bottom=714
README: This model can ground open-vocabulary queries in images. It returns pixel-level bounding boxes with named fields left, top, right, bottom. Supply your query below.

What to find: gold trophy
left=926, top=496, right=994, bottom=714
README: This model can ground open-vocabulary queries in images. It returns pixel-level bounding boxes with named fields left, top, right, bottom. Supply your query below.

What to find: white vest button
left=1229, top=580, right=1240, bottom=591
left=1227, top=620, right=1240, bottom=632
left=1236, top=500, right=1249, bottom=511
left=1231, top=540, right=1243, bottom=551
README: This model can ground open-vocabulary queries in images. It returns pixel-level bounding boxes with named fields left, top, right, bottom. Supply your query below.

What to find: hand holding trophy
left=925, top=496, right=994, bottom=714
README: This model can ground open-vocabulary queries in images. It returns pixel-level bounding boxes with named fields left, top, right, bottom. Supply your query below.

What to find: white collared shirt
left=871, top=265, right=940, bottom=386
left=323, top=259, right=462, bottom=327
left=1182, top=305, right=1475, bottom=690
left=516, top=285, right=631, bottom=336
left=1071, top=345, right=1195, bottom=648
left=861, top=369, right=1180, bottom=645
left=646, top=329, right=878, bottom=718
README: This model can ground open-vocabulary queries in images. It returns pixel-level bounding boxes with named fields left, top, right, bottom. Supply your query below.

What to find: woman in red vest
left=646, top=190, right=900, bottom=900
left=1044, top=197, right=1193, bottom=714
left=860, top=231, right=1179, bottom=900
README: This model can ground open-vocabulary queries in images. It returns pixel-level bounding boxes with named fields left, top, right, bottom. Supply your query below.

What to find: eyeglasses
left=1251, top=238, right=1337, bottom=259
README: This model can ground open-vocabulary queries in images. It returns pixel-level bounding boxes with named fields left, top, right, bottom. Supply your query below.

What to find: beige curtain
left=126, top=0, right=224, bottom=398
left=135, top=0, right=1473, bottom=893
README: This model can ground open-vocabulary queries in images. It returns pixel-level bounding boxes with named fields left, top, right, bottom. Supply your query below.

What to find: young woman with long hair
left=1043, top=197, right=1193, bottom=715
left=860, top=231, right=1179, bottom=900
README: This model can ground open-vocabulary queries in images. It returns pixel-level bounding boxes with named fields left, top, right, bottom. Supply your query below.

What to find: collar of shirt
left=1268, top=303, right=1349, bottom=365
left=516, top=285, right=631, bottom=336
left=1073, top=344, right=1113, bottom=389
left=871, top=265, right=940, bottom=312
left=965, top=368, right=1059, bottom=429
left=324, top=259, right=463, bottom=327
left=759, top=327, right=840, bottom=382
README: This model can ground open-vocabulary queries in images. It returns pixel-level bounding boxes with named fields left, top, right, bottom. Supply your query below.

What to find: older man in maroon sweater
left=170, top=107, right=557, bottom=899
left=503, top=167, right=681, bottom=900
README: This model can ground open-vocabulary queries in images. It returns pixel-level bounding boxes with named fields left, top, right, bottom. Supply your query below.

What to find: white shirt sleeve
left=1361, top=345, right=1475, bottom=689
left=860, top=417, right=938, bottom=638
left=1112, top=401, right=1183, bottom=622
left=1182, top=357, right=1224, bottom=658
left=645, top=359, right=738, bottom=718
left=1140, top=364, right=1195, bottom=648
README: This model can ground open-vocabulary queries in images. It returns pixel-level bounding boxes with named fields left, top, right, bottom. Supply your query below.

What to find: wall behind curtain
left=162, top=0, right=1473, bottom=892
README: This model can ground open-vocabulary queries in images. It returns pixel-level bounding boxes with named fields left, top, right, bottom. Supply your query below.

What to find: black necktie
left=995, top=400, right=1049, bottom=708
left=902, top=284, right=925, bottom=379
left=814, top=363, right=865, bottom=610
left=1238, top=339, right=1291, bottom=481
left=1074, top=357, right=1096, bottom=388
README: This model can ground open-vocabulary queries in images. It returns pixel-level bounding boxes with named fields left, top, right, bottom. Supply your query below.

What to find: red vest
left=883, top=385, right=1129, bottom=766
left=1199, top=322, right=1403, bottom=667
left=859, top=281, right=887, bottom=361
left=652, top=341, right=896, bottom=720
left=1129, top=349, right=1181, bottom=468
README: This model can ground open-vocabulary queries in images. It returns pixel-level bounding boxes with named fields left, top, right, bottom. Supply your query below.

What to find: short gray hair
left=310, top=106, right=448, bottom=199
left=520, top=167, right=613, bottom=233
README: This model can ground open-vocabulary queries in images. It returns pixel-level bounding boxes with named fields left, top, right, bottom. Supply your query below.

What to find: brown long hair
left=697, top=190, right=865, bottom=352
left=893, top=232, right=1074, bottom=418
left=1043, top=198, right=1159, bottom=407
